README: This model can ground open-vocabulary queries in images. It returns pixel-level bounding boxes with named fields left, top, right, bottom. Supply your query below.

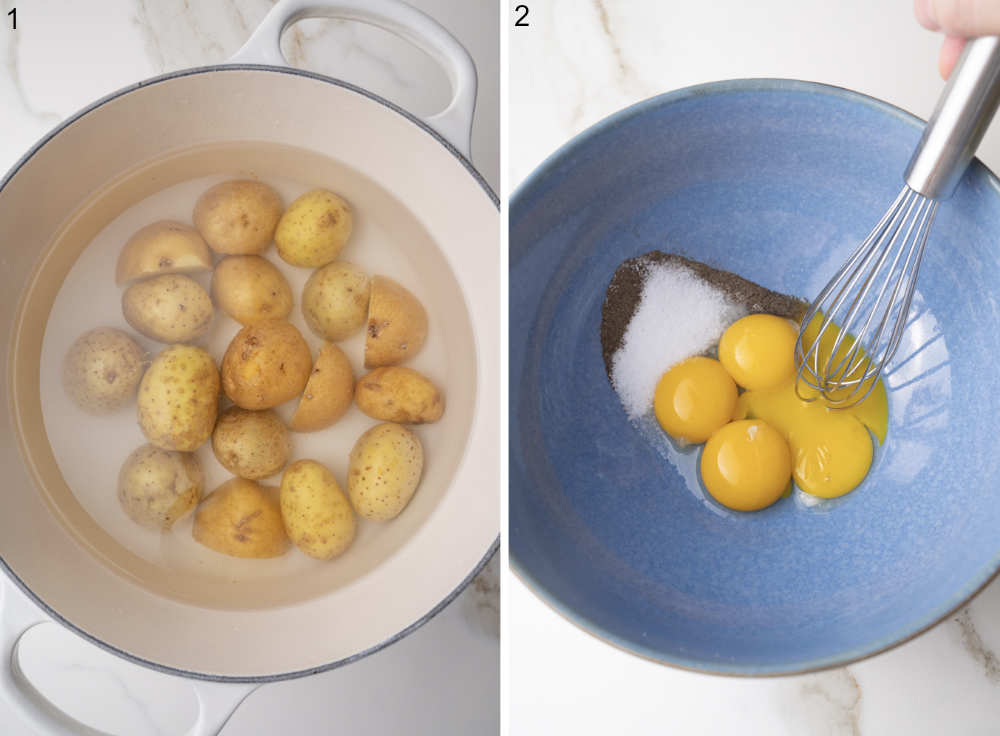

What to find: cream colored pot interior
left=0, top=68, right=498, bottom=677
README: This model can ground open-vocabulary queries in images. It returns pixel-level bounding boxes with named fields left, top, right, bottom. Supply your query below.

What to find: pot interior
left=14, top=141, right=476, bottom=609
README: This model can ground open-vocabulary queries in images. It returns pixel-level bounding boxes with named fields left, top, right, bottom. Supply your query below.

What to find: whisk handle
left=905, top=36, right=1000, bottom=199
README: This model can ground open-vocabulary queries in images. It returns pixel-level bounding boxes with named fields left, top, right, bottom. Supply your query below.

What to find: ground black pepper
left=600, top=251, right=807, bottom=378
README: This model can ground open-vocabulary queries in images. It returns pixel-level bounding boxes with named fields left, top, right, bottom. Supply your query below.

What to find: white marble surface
left=510, top=1, right=1000, bottom=734
left=0, top=1, right=497, bottom=734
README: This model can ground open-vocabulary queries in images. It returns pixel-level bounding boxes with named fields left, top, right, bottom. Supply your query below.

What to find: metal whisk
left=796, top=36, right=1000, bottom=407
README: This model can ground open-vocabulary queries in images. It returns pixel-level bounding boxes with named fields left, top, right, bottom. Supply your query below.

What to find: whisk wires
left=794, top=186, right=938, bottom=407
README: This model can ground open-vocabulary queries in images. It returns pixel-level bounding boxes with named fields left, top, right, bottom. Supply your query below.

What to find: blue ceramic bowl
left=510, top=79, right=1000, bottom=675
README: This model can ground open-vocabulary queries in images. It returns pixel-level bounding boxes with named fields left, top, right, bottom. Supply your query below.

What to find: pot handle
left=228, top=0, right=478, bottom=159
left=0, top=574, right=257, bottom=735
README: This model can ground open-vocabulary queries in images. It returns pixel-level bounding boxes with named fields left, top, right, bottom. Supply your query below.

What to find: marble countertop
left=0, top=1, right=497, bottom=734
left=510, top=1, right=1000, bottom=734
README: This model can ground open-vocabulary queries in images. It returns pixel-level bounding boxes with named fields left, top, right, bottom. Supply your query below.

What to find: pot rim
left=0, top=62, right=499, bottom=683
left=509, top=76, right=1000, bottom=677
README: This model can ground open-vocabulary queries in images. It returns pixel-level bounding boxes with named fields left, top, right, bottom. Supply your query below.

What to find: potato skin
left=365, top=276, right=428, bottom=367
left=212, top=255, right=293, bottom=325
left=138, top=345, right=220, bottom=451
left=193, top=180, right=283, bottom=255
left=211, top=407, right=290, bottom=479
left=122, top=274, right=213, bottom=343
left=63, top=327, right=146, bottom=414
left=221, top=320, right=312, bottom=409
left=193, top=478, right=289, bottom=558
left=347, top=423, right=423, bottom=521
left=301, top=261, right=370, bottom=341
left=280, top=459, right=356, bottom=560
left=289, top=343, right=354, bottom=432
left=115, top=221, right=212, bottom=285
left=118, top=444, right=202, bottom=530
left=274, top=189, right=353, bottom=267
left=355, top=367, right=444, bottom=424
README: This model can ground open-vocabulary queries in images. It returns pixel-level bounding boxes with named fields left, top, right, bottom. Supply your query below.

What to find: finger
left=914, top=0, right=940, bottom=30
left=922, top=0, right=1000, bottom=38
left=939, top=35, right=968, bottom=78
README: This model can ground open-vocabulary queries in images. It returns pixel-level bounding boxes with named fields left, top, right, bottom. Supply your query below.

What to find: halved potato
left=193, top=180, right=283, bottom=255
left=290, top=343, right=354, bottom=432
left=364, top=276, right=428, bottom=367
left=115, top=221, right=212, bottom=286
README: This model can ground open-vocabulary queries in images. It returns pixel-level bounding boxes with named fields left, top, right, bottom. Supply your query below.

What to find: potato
left=212, top=406, right=290, bottom=479
left=301, top=261, right=370, bottom=341
left=347, top=423, right=423, bottom=521
left=355, top=367, right=444, bottom=424
left=122, top=274, right=213, bottom=343
left=63, top=327, right=146, bottom=413
left=117, top=444, right=202, bottom=530
left=274, top=189, right=353, bottom=267
left=193, top=180, right=283, bottom=255
left=221, top=320, right=312, bottom=410
left=138, top=345, right=220, bottom=451
left=193, top=478, right=289, bottom=558
left=364, top=276, right=428, bottom=367
left=115, top=221, right=212, bottom=285
left=280, top=459, right=356, bottom=560
left=212, top=255, right=293, bottom=325
left=289, top=343, right=354, bottom=432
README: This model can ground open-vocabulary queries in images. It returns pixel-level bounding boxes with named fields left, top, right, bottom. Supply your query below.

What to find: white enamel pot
left=0, top=0, right=498, bottom=732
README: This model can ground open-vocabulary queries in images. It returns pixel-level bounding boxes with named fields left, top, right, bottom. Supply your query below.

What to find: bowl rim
left=509, top=76, right=1000, bottom=677
left=0, top=63, right=499, bottom=683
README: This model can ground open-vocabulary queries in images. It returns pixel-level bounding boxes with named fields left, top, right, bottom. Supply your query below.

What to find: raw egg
left=718, top=314, right=798, bottom=390
left=701, top=419, right=792, bottom=511
left=653, top=356, right=736, bottom=443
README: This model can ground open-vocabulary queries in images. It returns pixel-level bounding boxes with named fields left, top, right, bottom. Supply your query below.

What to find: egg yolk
left=718, top=314, right=798, bottom=390
left=653, top=356, right=737, bottom=443
left=700, top=419, right=792, bottom=511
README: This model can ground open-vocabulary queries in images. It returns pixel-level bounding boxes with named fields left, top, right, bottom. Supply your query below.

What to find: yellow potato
left=117, top=444, right=202, bottom=530
left=193, top=180, right=283, bottom=255
left=274, top=189, right=353, bottom=267
left=280, top=459, right=356, bottom=560
left=355, top=367, right=444, bottom=424
left=212, top=255, right=293, bottom=325
left=138, top=345, right=220, bottom=451
left=122, top=274, right=213, bottom=343
left=63, top=327, right=146, bottom=414
left=221, top=320, right=312, bottom=410
left=211, top=406, right=291, bottom=479
left=115, top=221, right=212, bottom=285
left=365, top=276, right=428, bottom=367
left=193, top=478, right=289, bottom=558
left=347, top=423, right=423, bottom=521
left=289, top=343, right=354, bottom=432
left=301, top=261, right=370, bottom=341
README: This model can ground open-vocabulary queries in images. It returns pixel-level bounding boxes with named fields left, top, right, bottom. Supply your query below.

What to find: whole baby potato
left=221, top=320, right=312, bottom=410
left=122, top=274, right=213, bottom=343
left=211, top=406, right=291, bottom=479
left=115, top=221, right=212, bottom=285
left=301, top=261, right=370, bottom=341
left=138, top=345, right=220, bottom=451
left=289, top=343, right=354, bottom=432
left=212, top=255, right=293, bottom=325
left=193, top=478, right=289, bottom=558
left=193, top=180, right=283, bottom=255
left=63, top=327, right=146, bottom=414
left=364, top=276, right=428, bottom=367
left=280, top=459, right=356, bottom=560
left=118, top=444, right=202, bottom=530
left=347, top=423, right=423, bottom=521
left=355, top=366, right=444, bottom=424
left=274, top=189, right=353, bottom=267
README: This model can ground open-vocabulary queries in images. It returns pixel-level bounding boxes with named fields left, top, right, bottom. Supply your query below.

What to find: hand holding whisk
left=796, top=36, right=1000, bottom=407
